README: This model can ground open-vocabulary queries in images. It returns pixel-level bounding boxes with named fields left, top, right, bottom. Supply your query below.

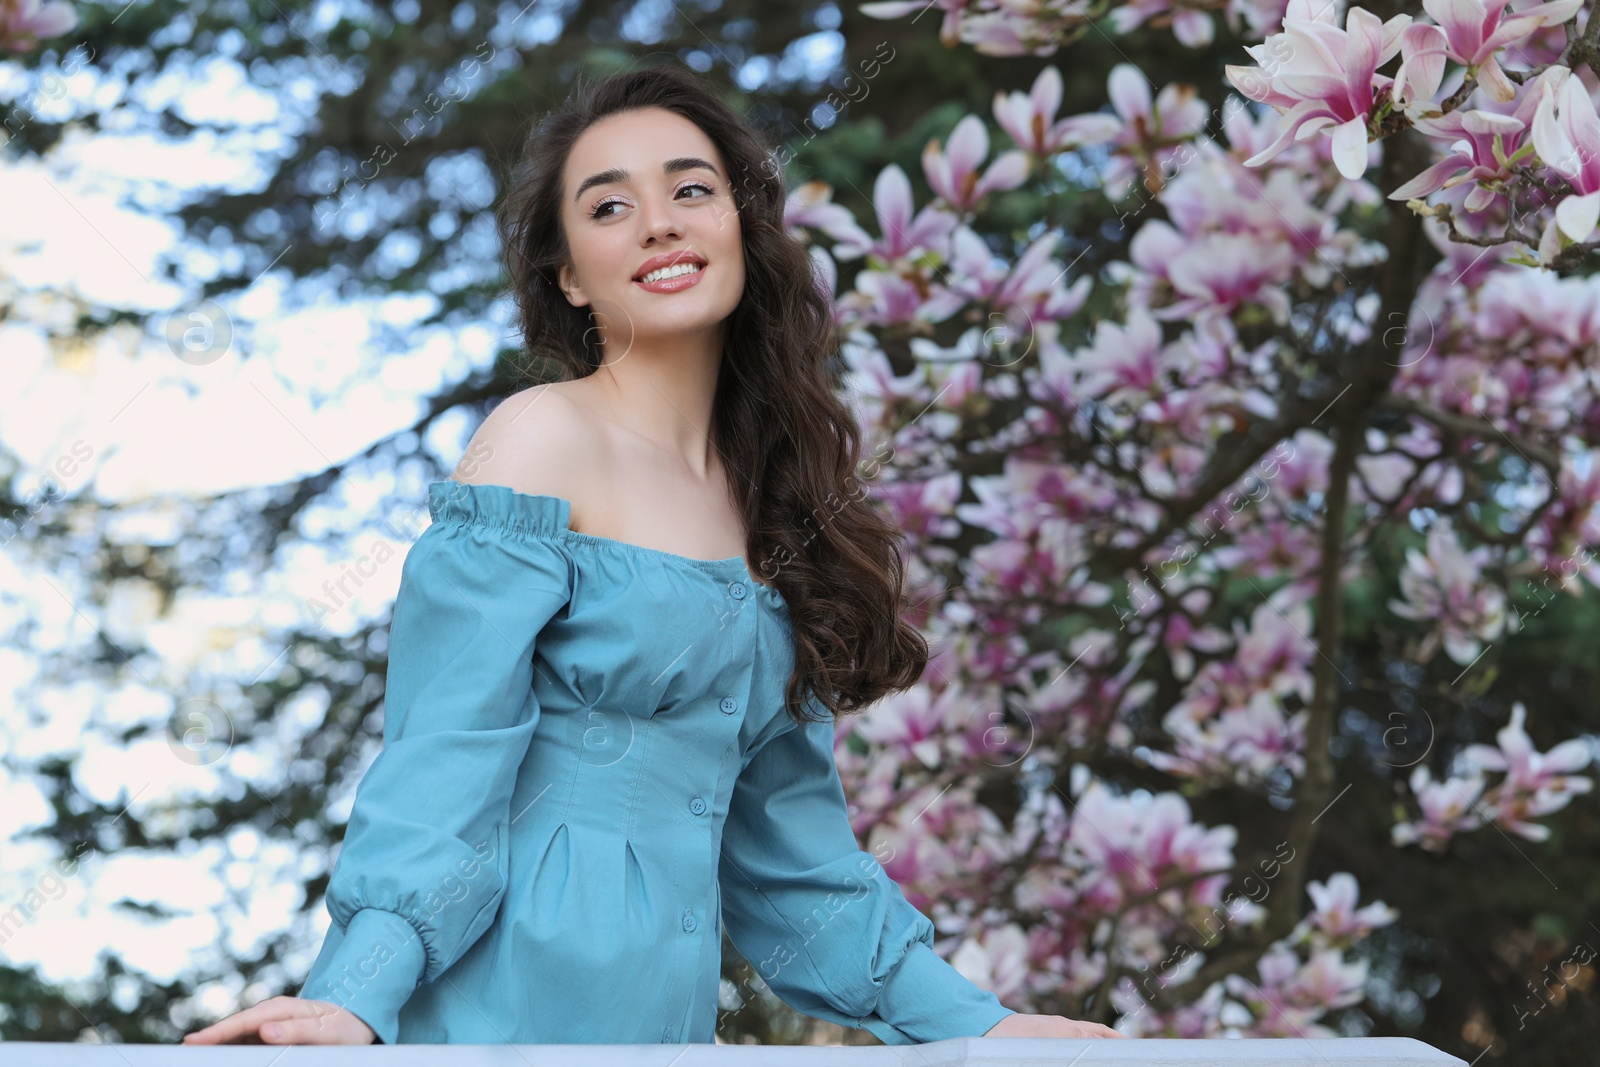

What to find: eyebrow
left=572, top=157, right=722, bottom=204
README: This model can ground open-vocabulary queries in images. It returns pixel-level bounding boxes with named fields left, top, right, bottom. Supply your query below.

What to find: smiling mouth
left=635, top=262, right=706, bottom=284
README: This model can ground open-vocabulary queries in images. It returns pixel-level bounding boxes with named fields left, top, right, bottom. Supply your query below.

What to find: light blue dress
left=297, top=479, right=1016, bottom=1045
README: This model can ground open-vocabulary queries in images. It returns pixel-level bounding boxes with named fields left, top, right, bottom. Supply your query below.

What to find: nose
left=636, top=193, right=683, bottom=244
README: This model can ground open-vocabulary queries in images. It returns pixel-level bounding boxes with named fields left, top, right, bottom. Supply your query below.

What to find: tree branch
left=1379, top=394, right=1562, bottom=474
left=1149, top=123, right=1433, bottom=1009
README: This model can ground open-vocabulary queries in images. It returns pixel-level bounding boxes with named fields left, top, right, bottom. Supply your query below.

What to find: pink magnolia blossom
left=1111, top=0, right=1221, bottom=47
left=1300, top=873, right=1399, bottom=943
left=922, top=114, right=1031, bottom=213
left=1094, top=63, right=1210, bottom=198
left=840, top=332, right=924, bottom=427
left=784, top=180, right=873, bottom=252
left=1394, top=705, right=1591, bottom=850
left=993, top=65, right=1122, bottom=157
left=1234, top=598, right=1318, bottom=696
left=1114, top=978, right=1228, bottom=1037
left=866, top=0, right=1279, bottom=55
left=950, top=923, right=1032, bottom=1002
left=1141, top=132, right=1376, bottom=289
left=1148, top=587, right=1235, bottom=682
left=1387, top=70, right=1556, bottom=212
left=1226, top=945, right=1368, bottom=1035
left=831, top=162, right=960, bottom=263
left=923, top=356, right=985, bottom=411
left=1149, top=599, right=1316, bottom=782
left=1388, top=517, right=1512, bottom=664
left=872, top=471, right=964, bottom=545
left=1389, top=22, right=1451, bottom=121
left=1065, top=305, right=1170, bottom=404
left=955, top=461, right=1086, bottom=542
left=1463, top=702, right=1594, bottom=840
left=1230, top=0, right=1297, bottom=40
left=1392, top=765, right=1488, bottom=850
left=1211, top=522, right=1328, bottom=585
left=1421, top=0, right=1584, bottom=102
left=1155, top=689, right=1310, bottom=782
left=1284, top=946, right=1369, bottom=1007
left=1224, top=0, right=1414, bottom=180
left=985, top=230, right=1093, bottom=341
left=860, top=0, right=970, bottom=51
left=944, top=225, right=1013, bottom=306
left=1527, top=459, right=1600, bottom=575
left=1128, top=223, right=1296, bottom=329
left=0, top=0, right=76, bottom=52
left=847, top=266, right=965, bottom=326
left=955, top=7, right=1068, bottom=57
left=1531, top=66, right=1600, bottom=252
left=852, top=683, right=965, bottom=769
left=1067, top=780, right=1238, bottom=904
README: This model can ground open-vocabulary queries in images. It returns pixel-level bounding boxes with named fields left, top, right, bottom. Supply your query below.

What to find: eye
left=588, top=195, right=625, bottom=220
left=588, top=180, right=717, bottom=221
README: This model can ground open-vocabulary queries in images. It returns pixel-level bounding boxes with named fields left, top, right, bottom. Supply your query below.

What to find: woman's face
left=557, top=106, right=745, bottom=358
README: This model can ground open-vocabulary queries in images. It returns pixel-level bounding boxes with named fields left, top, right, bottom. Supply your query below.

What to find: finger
left=184, top=1023, right=265, bottom=1045
left=183, top=1017, right=256, bottom=1045
left=262, top=1004, right=362, bottom=1045
left=185, top=1007, right=272, bottom=1044
left=182, top=997, right=295, bottom=1044
left=260, top=1020, right=299, bottom=1044
left=261, top=1012, right=325, bottom=1044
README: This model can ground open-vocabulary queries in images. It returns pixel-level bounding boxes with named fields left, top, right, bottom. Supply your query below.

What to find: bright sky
left=0, top=98, right=508, bottom=1012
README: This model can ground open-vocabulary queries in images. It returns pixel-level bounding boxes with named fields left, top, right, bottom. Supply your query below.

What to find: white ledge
left=8, top=1037, right=1466, bottom=1065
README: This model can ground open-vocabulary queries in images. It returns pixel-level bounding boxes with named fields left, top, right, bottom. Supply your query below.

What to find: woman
left=183, top=64, right=1124, bottom=1046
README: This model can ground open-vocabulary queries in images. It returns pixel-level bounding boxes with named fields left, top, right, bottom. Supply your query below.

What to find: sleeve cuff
left=298, top=907, right=427, bottom=1046
left=861, top=938, right=1018, bottom=1044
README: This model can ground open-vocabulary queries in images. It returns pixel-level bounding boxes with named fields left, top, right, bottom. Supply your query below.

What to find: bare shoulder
left=450, top=382, right=606, bottom=504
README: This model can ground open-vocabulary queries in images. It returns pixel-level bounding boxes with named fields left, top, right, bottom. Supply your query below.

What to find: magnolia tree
left=760, top=0, right=1600, bottom=1039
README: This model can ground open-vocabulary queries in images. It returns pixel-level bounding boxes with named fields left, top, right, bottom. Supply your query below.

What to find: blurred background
left=2, top=0, right=1597, bottom=1060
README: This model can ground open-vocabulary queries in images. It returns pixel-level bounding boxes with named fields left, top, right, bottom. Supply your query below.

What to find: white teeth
left=639, top=262, right=703, bottom=284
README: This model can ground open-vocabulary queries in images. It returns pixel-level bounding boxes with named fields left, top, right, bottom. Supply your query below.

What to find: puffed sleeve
left=717, top=708, right=1017, bottom=1044
left=297, top=482, right=573, bottom=1045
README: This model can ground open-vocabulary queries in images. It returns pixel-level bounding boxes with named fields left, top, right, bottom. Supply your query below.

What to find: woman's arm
left=296, top=493, right=573, bottom=1043
left=716, top=711, right=1017, bottom=1044
left=185, top=481, right=574, bottom=1046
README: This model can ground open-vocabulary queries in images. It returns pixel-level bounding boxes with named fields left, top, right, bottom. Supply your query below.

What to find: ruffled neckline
left=427, top=479, right=786, bottom=605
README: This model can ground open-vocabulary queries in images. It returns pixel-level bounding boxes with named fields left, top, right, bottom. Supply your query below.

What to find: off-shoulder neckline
left=427, top=479, right=783, bottom=596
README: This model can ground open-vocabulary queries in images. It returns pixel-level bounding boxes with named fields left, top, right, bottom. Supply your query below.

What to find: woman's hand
left=983, top=1012, right=1128, bottom=1038
left=180, top=995, right=376, bottom=1045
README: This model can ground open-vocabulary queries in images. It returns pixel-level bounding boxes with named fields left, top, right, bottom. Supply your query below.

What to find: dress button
left=689, top=795, right=707, bottom=815
left=728, top=580, right=747, bottom=599
left=682, top=907, right=697, bottom=932
left=719, top=696, right=737, bottom=714
left=661, top=1023, right=673, bottom=1042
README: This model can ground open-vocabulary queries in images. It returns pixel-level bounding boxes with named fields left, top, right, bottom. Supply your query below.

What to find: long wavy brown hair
left=495, top=63, right=926, bottom=727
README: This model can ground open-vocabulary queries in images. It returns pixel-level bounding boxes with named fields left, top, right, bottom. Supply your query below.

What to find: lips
left=632, top=250, right=707, bottom=282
